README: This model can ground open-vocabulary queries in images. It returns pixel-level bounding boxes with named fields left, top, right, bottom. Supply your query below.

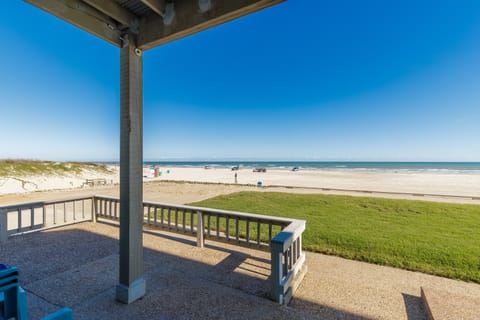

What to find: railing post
left=0, top=209, right=8, bottom=244
left=196, top=211, right=204, bottom=248
left=270, top=240, right=284, bottom=304
left=91, top=197, right=97, bottom=223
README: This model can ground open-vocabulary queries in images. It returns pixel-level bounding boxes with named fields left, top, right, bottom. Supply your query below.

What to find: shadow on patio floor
left=0, top=221, right=379, bottom=319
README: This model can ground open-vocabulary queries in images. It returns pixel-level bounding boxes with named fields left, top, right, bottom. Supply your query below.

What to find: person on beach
left=234, top=172, right=238, bottom=184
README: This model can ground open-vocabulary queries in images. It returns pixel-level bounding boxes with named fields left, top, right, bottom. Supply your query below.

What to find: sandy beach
left=1, top=166, right=479, bottom=206
left=156, top=166, right=480, bottom=197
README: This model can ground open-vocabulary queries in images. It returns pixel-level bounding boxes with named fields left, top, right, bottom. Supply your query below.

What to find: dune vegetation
left=0, top=160, right=111, bottom=177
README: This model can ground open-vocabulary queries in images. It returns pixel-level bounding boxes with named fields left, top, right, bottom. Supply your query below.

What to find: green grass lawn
left=189, top=192, right=480, bottom=283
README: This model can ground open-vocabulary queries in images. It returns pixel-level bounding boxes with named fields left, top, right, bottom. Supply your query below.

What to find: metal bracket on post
left=196, top=211, right=204, bottom=248
left=120, top=32, right=130, bottom=48
left=0, top=209, right=8, bottom=244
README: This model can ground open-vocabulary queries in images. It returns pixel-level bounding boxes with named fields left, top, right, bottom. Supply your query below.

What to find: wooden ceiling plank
left=82, top=0, right=139, bottom=28
left=140, top=0, right=165, bottom=17
left=25, top=0, right=122, bottom=47
left=138, top=0, right=284, bottom=50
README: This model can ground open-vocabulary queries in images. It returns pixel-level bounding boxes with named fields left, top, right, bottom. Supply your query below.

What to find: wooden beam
left=138, top=0, right=285, bottom=50
left=82, top=0, right=139, bottom=28
left=140, top=0, right=166, bottom=17
left=24, top=0, right=122, bottom=47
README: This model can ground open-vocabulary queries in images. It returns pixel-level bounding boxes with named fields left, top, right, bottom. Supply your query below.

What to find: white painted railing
left=0, top=197, right=94, bottom=242
left=270, top=220, right=306, bottom=304
left=0, top=195, right=306, bottom=304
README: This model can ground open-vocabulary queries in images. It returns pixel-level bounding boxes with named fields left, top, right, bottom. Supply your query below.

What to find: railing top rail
left=94, top=195, right=298, bottom=226
left=271, top=220, right=306, bottom=251
left=0, top=196, right=94, bottom=211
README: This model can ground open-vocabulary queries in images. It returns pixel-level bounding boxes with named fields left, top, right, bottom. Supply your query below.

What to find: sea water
left=138, top=161, right=480, bottom=174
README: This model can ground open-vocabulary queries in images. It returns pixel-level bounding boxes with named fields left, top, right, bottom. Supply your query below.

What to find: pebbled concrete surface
left=421, top=286, right=480, bottom=320
left=1, top=221, right=480, bottom=319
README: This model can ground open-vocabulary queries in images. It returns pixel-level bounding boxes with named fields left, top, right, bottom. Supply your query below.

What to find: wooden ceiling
left=24, top=0, right=284, bottom=50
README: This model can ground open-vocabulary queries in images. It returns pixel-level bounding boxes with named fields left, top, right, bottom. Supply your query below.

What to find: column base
left=116, top=278, right=146, bottom=304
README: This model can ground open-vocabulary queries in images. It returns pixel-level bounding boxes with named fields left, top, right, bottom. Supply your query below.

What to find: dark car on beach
left=231, top=166, right=239, bottom=171
left=253, top=168, right=266, bottom=172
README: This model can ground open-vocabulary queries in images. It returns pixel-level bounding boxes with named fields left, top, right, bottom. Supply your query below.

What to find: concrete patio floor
left=2, top=221, right=480, bottom=319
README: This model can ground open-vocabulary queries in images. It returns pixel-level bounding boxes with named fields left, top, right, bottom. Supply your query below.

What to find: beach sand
left=1, top=166, right=479, bottom=206
left=157, top=167, right=480, bottom=197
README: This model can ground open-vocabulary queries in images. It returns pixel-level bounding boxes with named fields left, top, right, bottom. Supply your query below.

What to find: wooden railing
left=270, top=220, right=306, bottom=304
left=0, top=195, right=306, bottom=304
left=0, top=197, right=94, bottom=242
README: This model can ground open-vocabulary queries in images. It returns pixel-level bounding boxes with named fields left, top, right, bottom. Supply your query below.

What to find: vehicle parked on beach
left=253, top=168, right=266, bottom=172
left=292, top=166, right=299, bottom=171
left=231, top=166, right=239, bottom=171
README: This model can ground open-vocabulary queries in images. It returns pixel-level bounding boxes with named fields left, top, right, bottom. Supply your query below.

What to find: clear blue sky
left=1, top=0, right=480, bottom=161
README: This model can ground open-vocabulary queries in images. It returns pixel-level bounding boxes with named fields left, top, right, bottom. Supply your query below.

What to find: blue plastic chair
left=0, top=266, right=27, bottom=320
left=0, top=266, right=72, bottom=320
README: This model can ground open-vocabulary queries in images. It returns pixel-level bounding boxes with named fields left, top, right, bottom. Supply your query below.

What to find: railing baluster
left=268, top=223, right=272, bottom=242
left=161, top=208, right=164, bottom=227
left=288, top=244, right=294, bottom=270
left=207, top=214, right=211, bottom=237
left=109, top=201, right=113, bottom=219
left=235, top=217, right=239, bottom=242
left=30, top=207, right=34, bottom=229
left=190, top=211, right=194, bottom=233
left=226, top=216, right=229, bottom=240
left=17, top=208, right=22, bottom=232
left=147, top=206, right=151, bottom=225
left=43, top=205, right=47, bottom=227
left=182, top=210, right=186, bottom=232
left=292, top=239, right=297, bottom=265
left=168, top=208, right=171, bottom=229
left=196, top=211, right=204, bottom=248
left=216, top=215, right=220, bottom=238
left=175, top=208, right=178, bottom=231
left=154, top=207, right=158, bottom=225
left=91, top=199, right=95, bottom=222
left=73, top=201, right=76, bottom=221
left=298, top=234, right=303, bottom=258
left=257, top=222, right=261, bottom=245
left=246, top=220, right=250, bottom=244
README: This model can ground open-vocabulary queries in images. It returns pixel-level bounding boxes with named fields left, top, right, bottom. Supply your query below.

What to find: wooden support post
left=116, top=33, right=146, bottom=304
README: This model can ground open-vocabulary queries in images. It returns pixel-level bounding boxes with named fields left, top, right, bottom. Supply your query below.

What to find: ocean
left=139, top=161, right=480, bottom=174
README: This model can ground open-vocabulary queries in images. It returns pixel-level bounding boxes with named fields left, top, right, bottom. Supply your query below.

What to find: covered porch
left=3, top=197, right=480, bottom=319
left=4, top=222, right=294, bottom=320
